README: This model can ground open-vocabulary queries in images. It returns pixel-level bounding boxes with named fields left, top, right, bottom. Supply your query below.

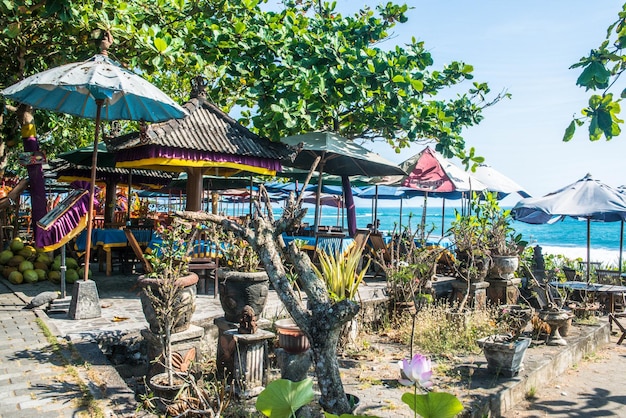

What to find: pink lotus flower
left=398, top=353, right=433, bottom=388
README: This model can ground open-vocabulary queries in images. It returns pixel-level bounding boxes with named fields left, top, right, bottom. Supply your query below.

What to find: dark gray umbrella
left=280, top=131, right=406, bottom=234
left=512, top=173, right=626, bottom=281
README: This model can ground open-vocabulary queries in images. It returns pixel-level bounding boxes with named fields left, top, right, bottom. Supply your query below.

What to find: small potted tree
left=139, top=218, right=199, bottom=403
left=483, top=193, right=526, bottom=279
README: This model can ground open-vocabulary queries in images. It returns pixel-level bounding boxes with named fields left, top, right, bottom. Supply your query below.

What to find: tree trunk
left=177, top=197, right=359, bottom=415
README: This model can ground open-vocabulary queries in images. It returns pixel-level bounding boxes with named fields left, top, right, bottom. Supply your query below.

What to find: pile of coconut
left=0, top=238, right=89, bottom=284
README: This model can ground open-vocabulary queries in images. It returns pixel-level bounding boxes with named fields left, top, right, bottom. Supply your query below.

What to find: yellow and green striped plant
left=312, top=244, right=370, bottom=302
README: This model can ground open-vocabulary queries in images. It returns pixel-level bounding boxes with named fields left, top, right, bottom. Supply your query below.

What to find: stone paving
left=0, top=280, right=88, bottom=417
left=1, top=270, right=625, bottom=417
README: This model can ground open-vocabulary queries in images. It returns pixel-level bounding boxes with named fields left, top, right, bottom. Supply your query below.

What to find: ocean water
left=267, top=203, right=625, bottom=266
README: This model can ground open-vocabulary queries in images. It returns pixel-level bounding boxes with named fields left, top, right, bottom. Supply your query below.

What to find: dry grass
left=379, top=302, right=501, bottom=356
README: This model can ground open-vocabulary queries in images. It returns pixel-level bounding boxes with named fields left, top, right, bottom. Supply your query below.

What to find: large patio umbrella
left=1, top=42, right=188, bottom=282
left=280, top=131, right=406, bottom=235
left=471, top=163, right=531, bottom=199
left=380, top=146, right=487, bottom=235
left=512, top=174, right=626, bottom=281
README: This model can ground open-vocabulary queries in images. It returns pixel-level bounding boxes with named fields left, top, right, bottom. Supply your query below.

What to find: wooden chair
left=105, top=211, right=127, bottom=229
left=188, top=229, right=219, bottom=297
left=563, top=267, right=581, bottom=281
left=123, top=228, right=153, bottom=274
left=353, top=229, right=371, bottom=272
left=367, top=232, right=391, bottom=264
left=609, top=312, right=626, bottom=345
left=596, top=269, right=626, bottom=312
left=365, top=232, right=391, bottom=278
left=596, top=269, right=623, bottom=285
left=313, top=232, right=346, bottom=263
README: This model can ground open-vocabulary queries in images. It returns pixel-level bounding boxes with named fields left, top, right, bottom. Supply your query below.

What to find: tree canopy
left=565, top=2, right=626, bottom=142
left=1, top=0, right=504, bottom=175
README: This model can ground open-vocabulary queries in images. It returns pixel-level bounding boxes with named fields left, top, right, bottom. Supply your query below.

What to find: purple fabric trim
left=343, top=175, right=356, bottom=238
left=23, top=136, right=47, bottom=241
left=116, top=145, right=282, bottom=172
left=35, top=193, right=90, bottom=249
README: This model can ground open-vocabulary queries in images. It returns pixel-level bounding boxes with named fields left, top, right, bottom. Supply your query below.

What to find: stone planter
left=275, top=318, right=310, bottom=354
left=538, top=309, right=571, bottom=346
left=488, top=255, right=519, bottom=279
left=138, top=272, right=198, bottom=334
left=218, top=269, right=269, bottom=322
left=477, top=335, right=531, bottom=377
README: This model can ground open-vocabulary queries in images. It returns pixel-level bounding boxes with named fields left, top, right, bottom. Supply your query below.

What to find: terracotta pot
left=138, top=272, right=198, bottom=334
left=275, top=318, right=310, bottom=354
left=218, top=269, right=269, bottom=322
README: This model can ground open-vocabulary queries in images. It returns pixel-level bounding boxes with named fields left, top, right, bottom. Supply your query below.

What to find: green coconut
left=18, top=246, right=36, bottom=260
left=34, top=268, right=47, bottom=281
left=0, top=249, right=13, bottom=265
left=65, top=268, right=79, bottom=284
left=22, top=269, right=38, bottom=283
left=9, top=238, right=24, bottom=252
left=48, top=270, right=61, bottom=284
left=2, top=266, right=16, bottom=278
left=65, top=257, right=79, bottom=270
left=8, top=270, right=23, bottom=284
left=18, top=260, right=34, bottom=273
left=36, top=253, right=52, bottom=265
left=51, top=260, right=61, bottom=271
left=33, top=261, right=49, bottom=271
left=77, top=266, right=92, bottom=280
left=7, top=255, right=25, bottom=267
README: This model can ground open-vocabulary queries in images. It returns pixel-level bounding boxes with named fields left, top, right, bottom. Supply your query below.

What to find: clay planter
left=148, top=372, right=187, bottom=411
left=275, top=318, right=310, bottom=354
left=137, top=272, right=198, bottom=334
left=477, top=335, right=531, bottom=377
left=218, top=269, right=269, bottom=323
left=489, top=255, right=519, bottom=279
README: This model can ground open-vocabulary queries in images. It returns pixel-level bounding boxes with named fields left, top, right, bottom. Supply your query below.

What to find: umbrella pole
left=314, top=161, right=325, bottom=232
left=420, top=192, right=428, bottom=242
left=374, top=185, right=379, bottom=231
left=586, top=218, right=591, bottom=284
left=441, top=198, right=446, bottom=236
left=83, top=99, right=104, bottom=281
left=617, top=219, right=624, bottom=274
left=399, top=198, right=403, bottom=232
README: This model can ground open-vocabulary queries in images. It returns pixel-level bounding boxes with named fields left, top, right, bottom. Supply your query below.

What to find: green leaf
left=576, top=61, right=611, bottom=90
left=563, top=120, right=576, bottom=142
left=392, top=75, right=405, bottom=83
left=402, top=392, right=464, bottom=418
left=410, top=79, right=424, bottom=91
left=154, top=37, right=168, bottom=53
left=256, top=378, right=315, bottom=418
left=234, top=21, right=246, bottom=34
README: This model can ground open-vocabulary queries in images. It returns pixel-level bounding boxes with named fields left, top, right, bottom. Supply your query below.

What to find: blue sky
left=329, top=1, right=626, bottom=202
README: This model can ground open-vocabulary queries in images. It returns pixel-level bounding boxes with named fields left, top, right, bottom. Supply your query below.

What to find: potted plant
left=139, top=219, right=199, bottom=335
left=311, top=243, right=370, bottom=348
left=476, top=304, right=533, bottom=377
left=482, top=193, right=527, bottom=278
left=139, top=218, right=199, bottom=404
left=207, top=222, right=270, bottom=323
